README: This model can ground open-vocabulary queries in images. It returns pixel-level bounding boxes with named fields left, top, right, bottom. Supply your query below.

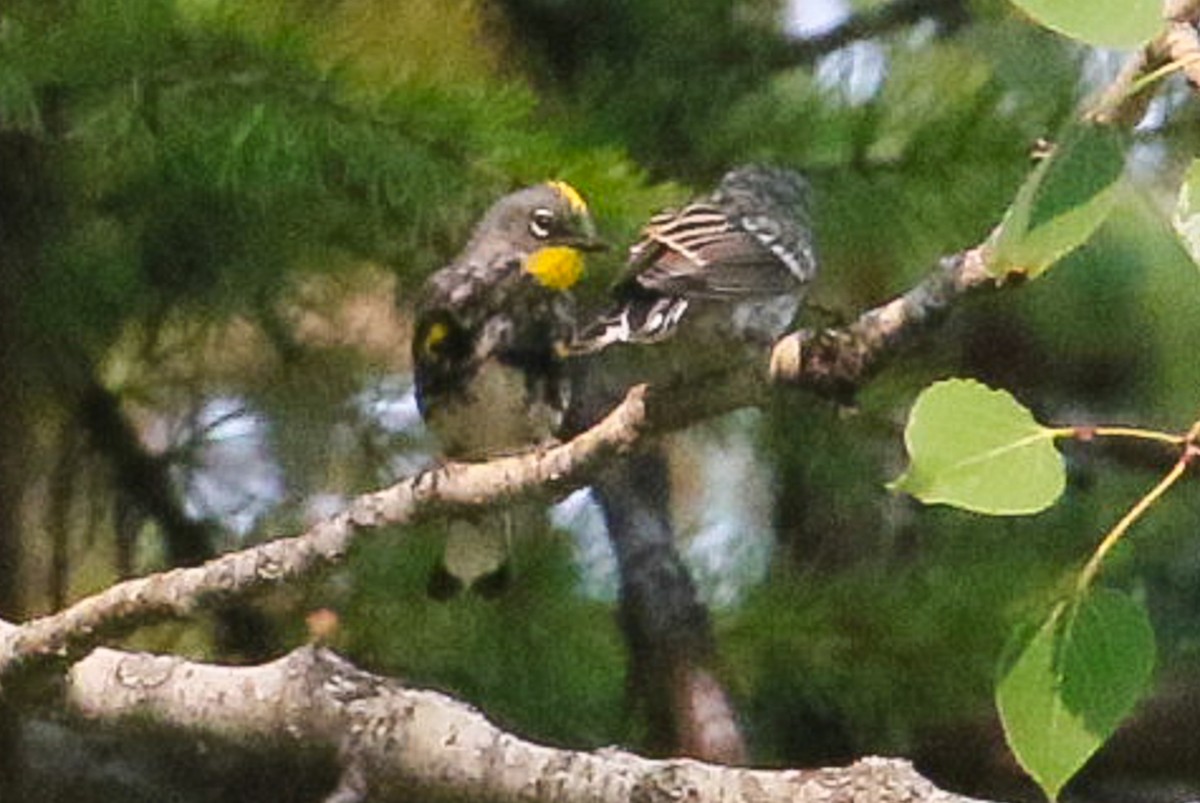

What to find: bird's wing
left=623, top=203, right=801, bottom=299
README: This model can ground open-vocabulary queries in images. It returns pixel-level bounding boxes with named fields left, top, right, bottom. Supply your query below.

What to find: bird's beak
left=568, top=235, right=609, bottom=252
left=566, top=219, right=609, bottom=252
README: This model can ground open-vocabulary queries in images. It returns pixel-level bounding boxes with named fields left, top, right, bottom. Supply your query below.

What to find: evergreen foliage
left=3, top=0, right=1200, bottom=798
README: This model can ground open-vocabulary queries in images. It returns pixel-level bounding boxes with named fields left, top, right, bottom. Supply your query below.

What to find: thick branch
left=769, top=246, right=997, bottom=395
left=591, top=451, right=745, bottom=762
left=0, top=241, right=1076, bottom=690
left=0, top=386, right=654, bottom=684
left=5, top=0, right=1199, bottom=724
left=64, top=645, right=993, bottom=803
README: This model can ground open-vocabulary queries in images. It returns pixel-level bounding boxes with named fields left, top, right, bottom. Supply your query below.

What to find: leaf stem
left=1127, top=53, right=1200, bottom=99
left=1086, top=426, right=1186, bottom=446
left=1050, top=424, right=1185, bottom=447
left=1076, top=421, right=1200, bottom=593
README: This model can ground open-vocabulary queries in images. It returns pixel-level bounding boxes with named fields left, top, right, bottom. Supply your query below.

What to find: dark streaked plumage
left=575, top=165, right=817, bottom=353
left=411, top=181, right=601, bottom=598
left=413, top=182, right=601, bottom=460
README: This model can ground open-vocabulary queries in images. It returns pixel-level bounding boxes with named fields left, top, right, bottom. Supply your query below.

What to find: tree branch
left=3, top=11, right=1199, bottom=791
left=0, top=230, right=1120, bottom=689
left=591, top=451, right=745, bottom=762
left=769, top=245, right=998, bottom=395
left=4, top=0, right=1192, bottom=691
left=0, top=386, right=654, bottom=685
left=78, top=377, right=216, bottom=568
left=61, top=644, right=994, bottom=803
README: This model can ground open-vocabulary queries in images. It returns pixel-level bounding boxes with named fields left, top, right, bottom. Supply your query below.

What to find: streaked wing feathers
left=626, top=203, right=800, bottom=299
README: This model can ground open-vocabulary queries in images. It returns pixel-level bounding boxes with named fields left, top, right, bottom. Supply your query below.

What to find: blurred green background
left=2, top=1, right=1200, bottom=800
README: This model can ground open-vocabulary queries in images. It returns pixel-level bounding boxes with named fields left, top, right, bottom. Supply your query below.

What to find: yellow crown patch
left=548, top=180, right=589, bottom=216
left=526, top=246, right=585, bottom=291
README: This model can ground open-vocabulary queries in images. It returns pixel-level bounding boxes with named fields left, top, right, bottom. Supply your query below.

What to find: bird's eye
left=529, top=207, right=556, bottom=239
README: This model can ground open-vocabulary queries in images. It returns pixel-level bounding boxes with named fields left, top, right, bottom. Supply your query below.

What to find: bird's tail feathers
left=569, top=297, right=690, bottom=355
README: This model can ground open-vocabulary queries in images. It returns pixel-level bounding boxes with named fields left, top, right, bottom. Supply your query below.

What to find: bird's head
left=472, top=181, right=606, bottom=291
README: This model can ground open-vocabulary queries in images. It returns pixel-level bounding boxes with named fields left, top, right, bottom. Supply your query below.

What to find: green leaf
left=889, top=379, right=1065, bottom=515
left=1171, top=159, right=1200, bottom=270
left=1007, top=0, right=1160, bottom=49
left=991, top=124, right=1124, bottom=278
left=997, top=589, right=1155, bottom=800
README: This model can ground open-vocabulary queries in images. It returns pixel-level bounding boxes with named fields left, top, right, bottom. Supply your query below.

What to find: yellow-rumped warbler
left=412, top=181, right=604, bottom=596
left=574, top=165, right=817, bottom=359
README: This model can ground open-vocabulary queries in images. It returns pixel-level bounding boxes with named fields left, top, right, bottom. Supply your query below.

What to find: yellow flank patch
left=423, top=321, right=450, bottom=354
left=548, top=180, right=588, bottom=215
left=526, top=246, right=585, bottom=290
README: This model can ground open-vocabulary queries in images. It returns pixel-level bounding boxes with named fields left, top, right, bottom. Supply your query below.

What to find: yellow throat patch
left=526, top=246, right=585, bottom=290
left=548, top=180, right=589, bottom=215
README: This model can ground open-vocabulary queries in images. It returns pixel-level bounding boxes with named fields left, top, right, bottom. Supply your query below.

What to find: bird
left=558, top=166, right=817, bottom=760
left=572, top=165, right=817, bottom=362
left=412, top=180, right=605, bottom=597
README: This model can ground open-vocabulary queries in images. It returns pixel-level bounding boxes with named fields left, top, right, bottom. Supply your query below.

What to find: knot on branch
left=769, top=328, right=868, bottom=402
